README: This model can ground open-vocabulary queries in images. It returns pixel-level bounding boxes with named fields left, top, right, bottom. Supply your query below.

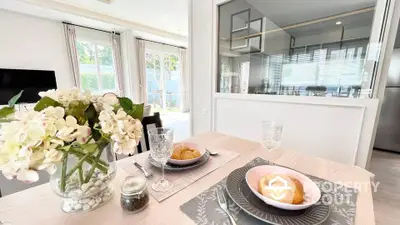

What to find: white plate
left=245, top=165, right=321, bottom=210
left=168, top=142, right=206, bottom=166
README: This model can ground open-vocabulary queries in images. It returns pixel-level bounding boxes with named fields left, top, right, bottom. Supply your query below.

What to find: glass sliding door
left=145, top=50, right=181, bottom=112
left=143, top=42, right=190, bottom=142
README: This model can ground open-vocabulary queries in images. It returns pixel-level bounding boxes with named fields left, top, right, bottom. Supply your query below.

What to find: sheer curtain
left=63, top=23, right=80, bottom=87
left=111, top=32, right=124, bottom=96
left=136, top=39, right=147, bottom=104
left=179, top=48, right=190, bottom=112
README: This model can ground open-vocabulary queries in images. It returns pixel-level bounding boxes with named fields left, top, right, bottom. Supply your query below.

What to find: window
left=75, top=28, right=119, bottom=94
left=217, top=0, right=384, bottom=98
left=145, top=46, right=181, bottom=112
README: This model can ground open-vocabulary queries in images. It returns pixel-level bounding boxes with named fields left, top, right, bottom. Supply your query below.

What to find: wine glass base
left=152, top=179, right=174, bottom=192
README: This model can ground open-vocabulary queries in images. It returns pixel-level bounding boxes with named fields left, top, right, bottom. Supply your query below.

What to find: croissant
left=171, top=145, right=201, bottom=160
left=258, top=174, right=304, bottom=204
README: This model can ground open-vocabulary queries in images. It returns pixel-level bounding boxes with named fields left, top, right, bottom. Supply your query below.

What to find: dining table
left=0, top=132, right=375, bottom=225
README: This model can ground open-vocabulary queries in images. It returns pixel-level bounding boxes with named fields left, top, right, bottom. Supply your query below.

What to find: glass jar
left=120, top=176, right=149, bottom=213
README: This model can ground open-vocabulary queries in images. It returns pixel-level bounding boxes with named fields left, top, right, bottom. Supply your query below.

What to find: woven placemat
left=181, top=157, right=358, bottom=225
left=119, top=148, right=239, bottom=202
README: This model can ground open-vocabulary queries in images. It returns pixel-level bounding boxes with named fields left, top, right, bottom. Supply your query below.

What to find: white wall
left=0, top=10, right=74, bottom=88
left=190, top=0, right=213, bottom=134
left=190, top=0, right=393, bottom=168
left=214, top=94, right=379, bottom=166
left=0, top=10, right=74, bottom=196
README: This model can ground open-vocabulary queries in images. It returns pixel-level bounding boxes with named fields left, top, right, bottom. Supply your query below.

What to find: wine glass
left=261, top=121, right=283, bottom=152
left=148, top=128, right=174, bottom=192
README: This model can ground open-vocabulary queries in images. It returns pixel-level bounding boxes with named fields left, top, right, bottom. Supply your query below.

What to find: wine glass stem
left=161, top=162, right=165, bottom=181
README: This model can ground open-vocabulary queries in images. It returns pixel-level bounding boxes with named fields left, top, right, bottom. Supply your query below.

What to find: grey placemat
left=181, top=157, right=358, bottom=225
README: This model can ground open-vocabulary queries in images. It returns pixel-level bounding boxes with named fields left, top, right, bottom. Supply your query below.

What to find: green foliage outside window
left=100, top=74, right=116, bottom=90
left=77, top=41, right=95, bottom=64
left=77, top=40, right=113, bottom=66
left=81, top=73, right=116, bottom=93
left=81, top=73, right=99, bottom=92
left=146, top=53, right=179, bottom=71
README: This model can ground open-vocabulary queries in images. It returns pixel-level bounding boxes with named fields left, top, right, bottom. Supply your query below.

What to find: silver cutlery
left=207, top=149, right=219, bottom=156
left=132, top=161, right=153, bottom=178
left=216, top=189, right=237, bottom=225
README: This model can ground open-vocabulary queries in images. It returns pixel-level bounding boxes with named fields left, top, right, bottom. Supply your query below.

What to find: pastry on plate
left=258, top=174, right=304, bottom=204
left=171, top=145, right=201, bottom=160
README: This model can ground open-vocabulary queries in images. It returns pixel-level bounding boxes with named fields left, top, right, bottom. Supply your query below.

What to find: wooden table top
left=0, top=132, right=375, bottom=225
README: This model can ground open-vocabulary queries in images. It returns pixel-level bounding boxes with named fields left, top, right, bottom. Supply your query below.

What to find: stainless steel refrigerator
left=374, top=48, right=400, bottom=152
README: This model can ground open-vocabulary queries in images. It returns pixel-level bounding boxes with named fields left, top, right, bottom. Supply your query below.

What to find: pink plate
left=245, top=165, right=321, bottom=210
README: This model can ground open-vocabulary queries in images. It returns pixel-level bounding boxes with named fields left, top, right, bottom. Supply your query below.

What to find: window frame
left=76, top=37, right=119, bottom=95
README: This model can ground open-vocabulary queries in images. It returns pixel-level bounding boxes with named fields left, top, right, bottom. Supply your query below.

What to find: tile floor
left=369, top=150, right=400, bottom=225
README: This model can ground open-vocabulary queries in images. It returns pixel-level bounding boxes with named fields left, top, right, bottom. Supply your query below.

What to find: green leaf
left=118, top=97, right=133, bottom=112
left=8, top=90, right=23, bottom=107
left=118, top=97, right=144, bottom=120
left=0, top=106, right=15, bottom=119
left=34, top=97, right=62, bottom=112
left=58, top=145, right=71, bottom=152
left=85, top=103, right=99, bottom=124
left=85, top=103, right=101, bottom=141
left=128, top=103, right=144, bottom=121
left=0, top=118, right=16, bottom=123
left=65, top=101, right=89, bottom=125
left=80, top=143, right=98, bottom=153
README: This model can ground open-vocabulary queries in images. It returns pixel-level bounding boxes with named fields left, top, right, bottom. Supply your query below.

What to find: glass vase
left=50, top=143, right=117, bottom=213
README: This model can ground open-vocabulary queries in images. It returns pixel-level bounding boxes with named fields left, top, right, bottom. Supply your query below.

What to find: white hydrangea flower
left=0, top=106, right=89, bottom=183
left=39, top=88, right=92, bottom=107
left=56, top=116, right=91, bottom=144
left=99, top=108, right=142, bottom=155
left=94, top=93, right=119, bottom=112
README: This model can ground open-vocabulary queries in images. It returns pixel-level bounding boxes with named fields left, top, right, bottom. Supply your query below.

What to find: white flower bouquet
left=0, top=89, right=143, bottom=192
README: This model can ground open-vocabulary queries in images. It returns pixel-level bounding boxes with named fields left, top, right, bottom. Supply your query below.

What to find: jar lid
left=121, top=175, right=147, bottom=195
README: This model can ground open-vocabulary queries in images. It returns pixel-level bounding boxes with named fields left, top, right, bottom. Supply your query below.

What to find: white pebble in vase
left=92, top=202, right=99, bottom=209
left=94, top=180, right=102, bottom=187
left=100, top=183, right=107, bottom=190
left=68, top=191, right=79, bottom=198
left=74, top=203, right=83, bottom=210
left=81, top=183, right=91, bottom=192
left=79, top=198, right=89, bottom=204
left=63, top=204, right=73, bottom=212
left=88, top=200, right=96, bottom=206
left=87, top=181, right=94, bottom=187
left=95, top=197, right=102, bottom=204
left=83, top=204, right=90, bottom=211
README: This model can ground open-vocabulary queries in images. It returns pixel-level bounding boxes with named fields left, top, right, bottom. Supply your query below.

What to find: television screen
left=0, top=68, right=57, bottom=104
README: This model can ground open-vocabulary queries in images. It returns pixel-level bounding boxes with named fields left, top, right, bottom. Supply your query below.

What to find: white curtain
left=63, top=24, right=80, bottom=87
left=111, top=32, right=124, bottom=96
left=136, top=39, right=147, bottom=104
left=179, top=48, right=189, bottom=112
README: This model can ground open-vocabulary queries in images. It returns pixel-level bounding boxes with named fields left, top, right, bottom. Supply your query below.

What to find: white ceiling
left=0, top=0, right=188, bottom=45
left=245, top=0, right=376, bottom=27
left=54, top=0, right=188, bottom=36
left=0, top=0, right=125, bottom=31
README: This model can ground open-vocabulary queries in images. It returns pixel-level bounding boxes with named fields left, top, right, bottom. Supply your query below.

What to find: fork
left=216, top=189, right=237, bottom=225
left=132, top=160, right=153, bottom=178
